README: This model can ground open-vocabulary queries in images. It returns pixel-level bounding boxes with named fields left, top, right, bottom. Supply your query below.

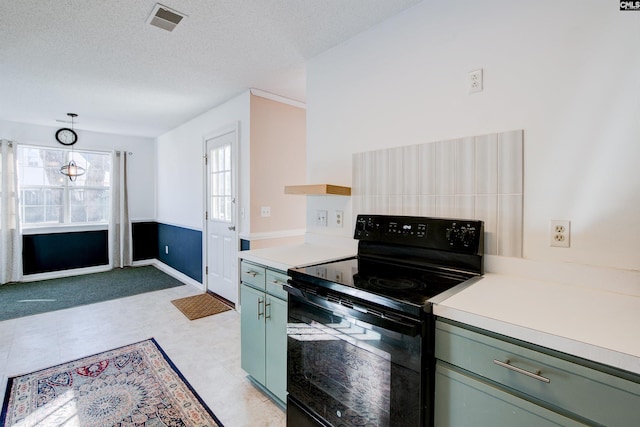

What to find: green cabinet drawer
left=266, top=270, right=289, bottom=301
left=435, top=362, right=587, bottom=427
left=435, top=320, right=640, bottom=426
left=241, top=260, right=266, bottom=290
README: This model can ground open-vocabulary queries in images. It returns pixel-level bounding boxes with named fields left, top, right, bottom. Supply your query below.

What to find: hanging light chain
left=60, top=113, right=86, bottom=180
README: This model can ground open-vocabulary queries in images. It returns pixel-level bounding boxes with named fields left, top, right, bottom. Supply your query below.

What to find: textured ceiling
left=0, top=0, right=421, bottom=137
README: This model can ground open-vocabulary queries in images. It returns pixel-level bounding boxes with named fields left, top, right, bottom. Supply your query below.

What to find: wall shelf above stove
left=284, top=184, right=351, bottom=196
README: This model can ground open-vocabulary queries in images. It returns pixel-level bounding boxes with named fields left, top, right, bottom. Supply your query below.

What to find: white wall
left=0, top=119, right=156, bottom=221
left=155, top=92, right=250, bottom=232
left=305, top=0, right=640, bottom=271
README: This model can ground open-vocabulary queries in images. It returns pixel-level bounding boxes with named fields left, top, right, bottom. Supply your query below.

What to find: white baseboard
left=21, top=265, right=112, bottom=282
left=20, top=259, right=204, bottom=293
left=149, top=259, right=204, bottom=292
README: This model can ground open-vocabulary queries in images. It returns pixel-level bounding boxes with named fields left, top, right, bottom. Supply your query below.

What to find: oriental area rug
left=0, top=339, right=224, bottom=427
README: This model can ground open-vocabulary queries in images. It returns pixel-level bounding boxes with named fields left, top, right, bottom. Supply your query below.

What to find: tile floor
left=0, top=283, right=286, bottom=427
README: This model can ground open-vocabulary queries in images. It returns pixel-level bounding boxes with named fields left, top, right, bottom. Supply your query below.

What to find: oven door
left=286, top=287, right=426, bottom=427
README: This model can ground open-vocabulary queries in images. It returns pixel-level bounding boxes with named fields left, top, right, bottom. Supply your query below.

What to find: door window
left=209, top=143, right=232, bottom=222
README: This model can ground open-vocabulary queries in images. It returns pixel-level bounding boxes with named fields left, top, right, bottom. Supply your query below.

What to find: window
left=209, top=143, right=232, bottom=221
left=16, top=145, right=112, bottom=227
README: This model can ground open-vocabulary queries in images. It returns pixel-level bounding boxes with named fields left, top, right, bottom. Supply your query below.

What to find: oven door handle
left=286, top=284, right=422, bottom=337
left=283, top=283, right=304, bottom=297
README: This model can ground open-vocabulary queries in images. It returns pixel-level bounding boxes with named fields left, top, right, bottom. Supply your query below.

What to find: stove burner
left=366, top=277, right=425, bottom=291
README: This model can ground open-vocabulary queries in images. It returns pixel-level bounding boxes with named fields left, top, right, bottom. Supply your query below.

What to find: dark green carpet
left=0, top=266, right=186, bottom=321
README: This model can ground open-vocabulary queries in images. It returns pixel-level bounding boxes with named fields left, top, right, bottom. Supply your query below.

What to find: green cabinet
left=435, top=319, right=640, bottom=427
left=435, top=362, right=585, bottom=427
left=240, top=284, right=266, bottom=383
left=240, top=260, right=288, bottom=405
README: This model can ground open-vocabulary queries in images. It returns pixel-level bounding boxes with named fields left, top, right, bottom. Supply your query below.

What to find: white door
left=205, top=130, right=238, bottom=304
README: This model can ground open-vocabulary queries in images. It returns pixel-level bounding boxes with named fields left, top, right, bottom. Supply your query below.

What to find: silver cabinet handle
left=493, top=359, right=551, bottom=383
left=265, top=300, right=271, bottom=320
left=246, top=271, right=258, bottom=277
left=257, top=298, right=264, bottom=320
left=270, top=279, right=283, bottom=286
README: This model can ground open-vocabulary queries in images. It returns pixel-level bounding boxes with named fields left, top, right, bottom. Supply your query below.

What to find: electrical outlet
left=334, top=210, right=344, bottom=227
left=550, top=220, right=570, bottom=248
left=260, top=206, right=271, bottom=217
left=316, top=210, right=328, bottom=227
left=469, top=68, right=483, bottom=93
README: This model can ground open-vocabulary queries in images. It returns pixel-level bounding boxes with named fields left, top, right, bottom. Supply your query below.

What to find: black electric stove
left=286, top=215, right=484, bottom=427
left=288, top=214, right=484, bottom=318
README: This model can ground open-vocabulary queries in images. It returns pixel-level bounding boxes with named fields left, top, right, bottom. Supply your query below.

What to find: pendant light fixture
left=57, top=113, right=86, bottom=181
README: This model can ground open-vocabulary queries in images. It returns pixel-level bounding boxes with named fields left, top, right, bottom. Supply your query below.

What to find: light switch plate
left=316, top=210, right=328, bottom=226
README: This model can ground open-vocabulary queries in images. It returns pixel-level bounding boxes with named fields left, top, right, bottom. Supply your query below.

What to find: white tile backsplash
left=476, top=195, right=498, bottom=255
left=389, top=149, right=404, bottom=196
left=498, top=130, right=524, bottom=194
left=353, top=130, right=524, bottom=257
left=403, top=145, right=420, bottom=196
left=475, top=133, right=498, bottom=194
left=497, top=194, right=524, bottom=257
left=435, top=140, right=456, bottom=195
left=455, top=137, right=476, bottom=195
left=418, top=143, right=436, bottom=195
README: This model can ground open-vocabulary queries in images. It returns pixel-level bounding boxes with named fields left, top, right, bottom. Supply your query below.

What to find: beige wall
left=249, top=95, right=306, bottom=247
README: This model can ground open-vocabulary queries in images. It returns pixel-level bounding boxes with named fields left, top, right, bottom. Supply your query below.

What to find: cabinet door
left=241, top=284, right=266, bottom=384
left=435, top=362, right=587, bottom=427
left=265, top=295, right=287, bottom=403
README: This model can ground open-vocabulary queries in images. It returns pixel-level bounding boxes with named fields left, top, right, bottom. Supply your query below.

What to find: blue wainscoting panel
left=157, top=223, right=202, bottom=283
left=132, top=221, right=159, bottom=261
left=23, top=230, right=109, bottom=275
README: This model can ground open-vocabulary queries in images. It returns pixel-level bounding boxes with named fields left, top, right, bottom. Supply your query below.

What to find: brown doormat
left=171, top=292, right=232, bottom=320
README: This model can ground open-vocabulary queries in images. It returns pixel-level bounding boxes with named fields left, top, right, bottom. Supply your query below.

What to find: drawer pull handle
left=493, top=359, right=551, bottom=383
left=246, top=271, right=258, bottom=277
left=257, top=298, right=264, bottom=320
left=265, top=300, right=271, bottom=319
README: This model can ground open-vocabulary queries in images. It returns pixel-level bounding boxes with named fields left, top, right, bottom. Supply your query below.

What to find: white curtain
left=0, top=140, right=22, bottom=284
left=111, top=151, right=132, bottom=268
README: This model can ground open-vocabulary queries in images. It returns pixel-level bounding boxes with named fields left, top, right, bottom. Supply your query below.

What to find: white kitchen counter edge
left=239, top=243, right=357, bottom=272
left=433, top=270, right=640, bottom=376
left=433, top=304, right=640, bottom=376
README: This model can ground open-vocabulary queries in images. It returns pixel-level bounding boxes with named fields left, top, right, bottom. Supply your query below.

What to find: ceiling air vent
left=147, top=4, right=186, bottom=32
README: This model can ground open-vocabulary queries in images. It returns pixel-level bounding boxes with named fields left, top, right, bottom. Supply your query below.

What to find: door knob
left=228, top=225, right=236, bottom=231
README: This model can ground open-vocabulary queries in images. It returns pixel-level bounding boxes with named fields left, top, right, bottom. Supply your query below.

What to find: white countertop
left=434, top=271, right=640, bottom=375
left=241, top=243, right=640, bottom=376
left=239, top=243, right=356, bottom=272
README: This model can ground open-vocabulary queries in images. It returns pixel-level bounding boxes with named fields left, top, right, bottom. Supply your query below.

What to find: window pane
left=67, top=152, right=111, bottom=187
left=17, top=145, right=112, bottom=227
left=224, top=171, right=231, bottom=195
left=45, top=205, right=63, bottom=223
left=69, top=189, right=109, bottom=223
left=23, top=206, right=44, bottom=223
left=224, top=145, right=231, bottom=169
left=45, top=188, right=63, bottom=205
left=21, top=189, right=43, bottom=206
left=70, top=204, right=87, bottom=223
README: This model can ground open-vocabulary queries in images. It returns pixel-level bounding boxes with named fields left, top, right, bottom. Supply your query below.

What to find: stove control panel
left=354, top=215, right=483, bottom=253
left=445, top=223, right=479, bottom=249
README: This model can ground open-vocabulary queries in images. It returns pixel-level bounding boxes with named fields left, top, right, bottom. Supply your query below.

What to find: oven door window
left=287, top=294, right=423, bottom=427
